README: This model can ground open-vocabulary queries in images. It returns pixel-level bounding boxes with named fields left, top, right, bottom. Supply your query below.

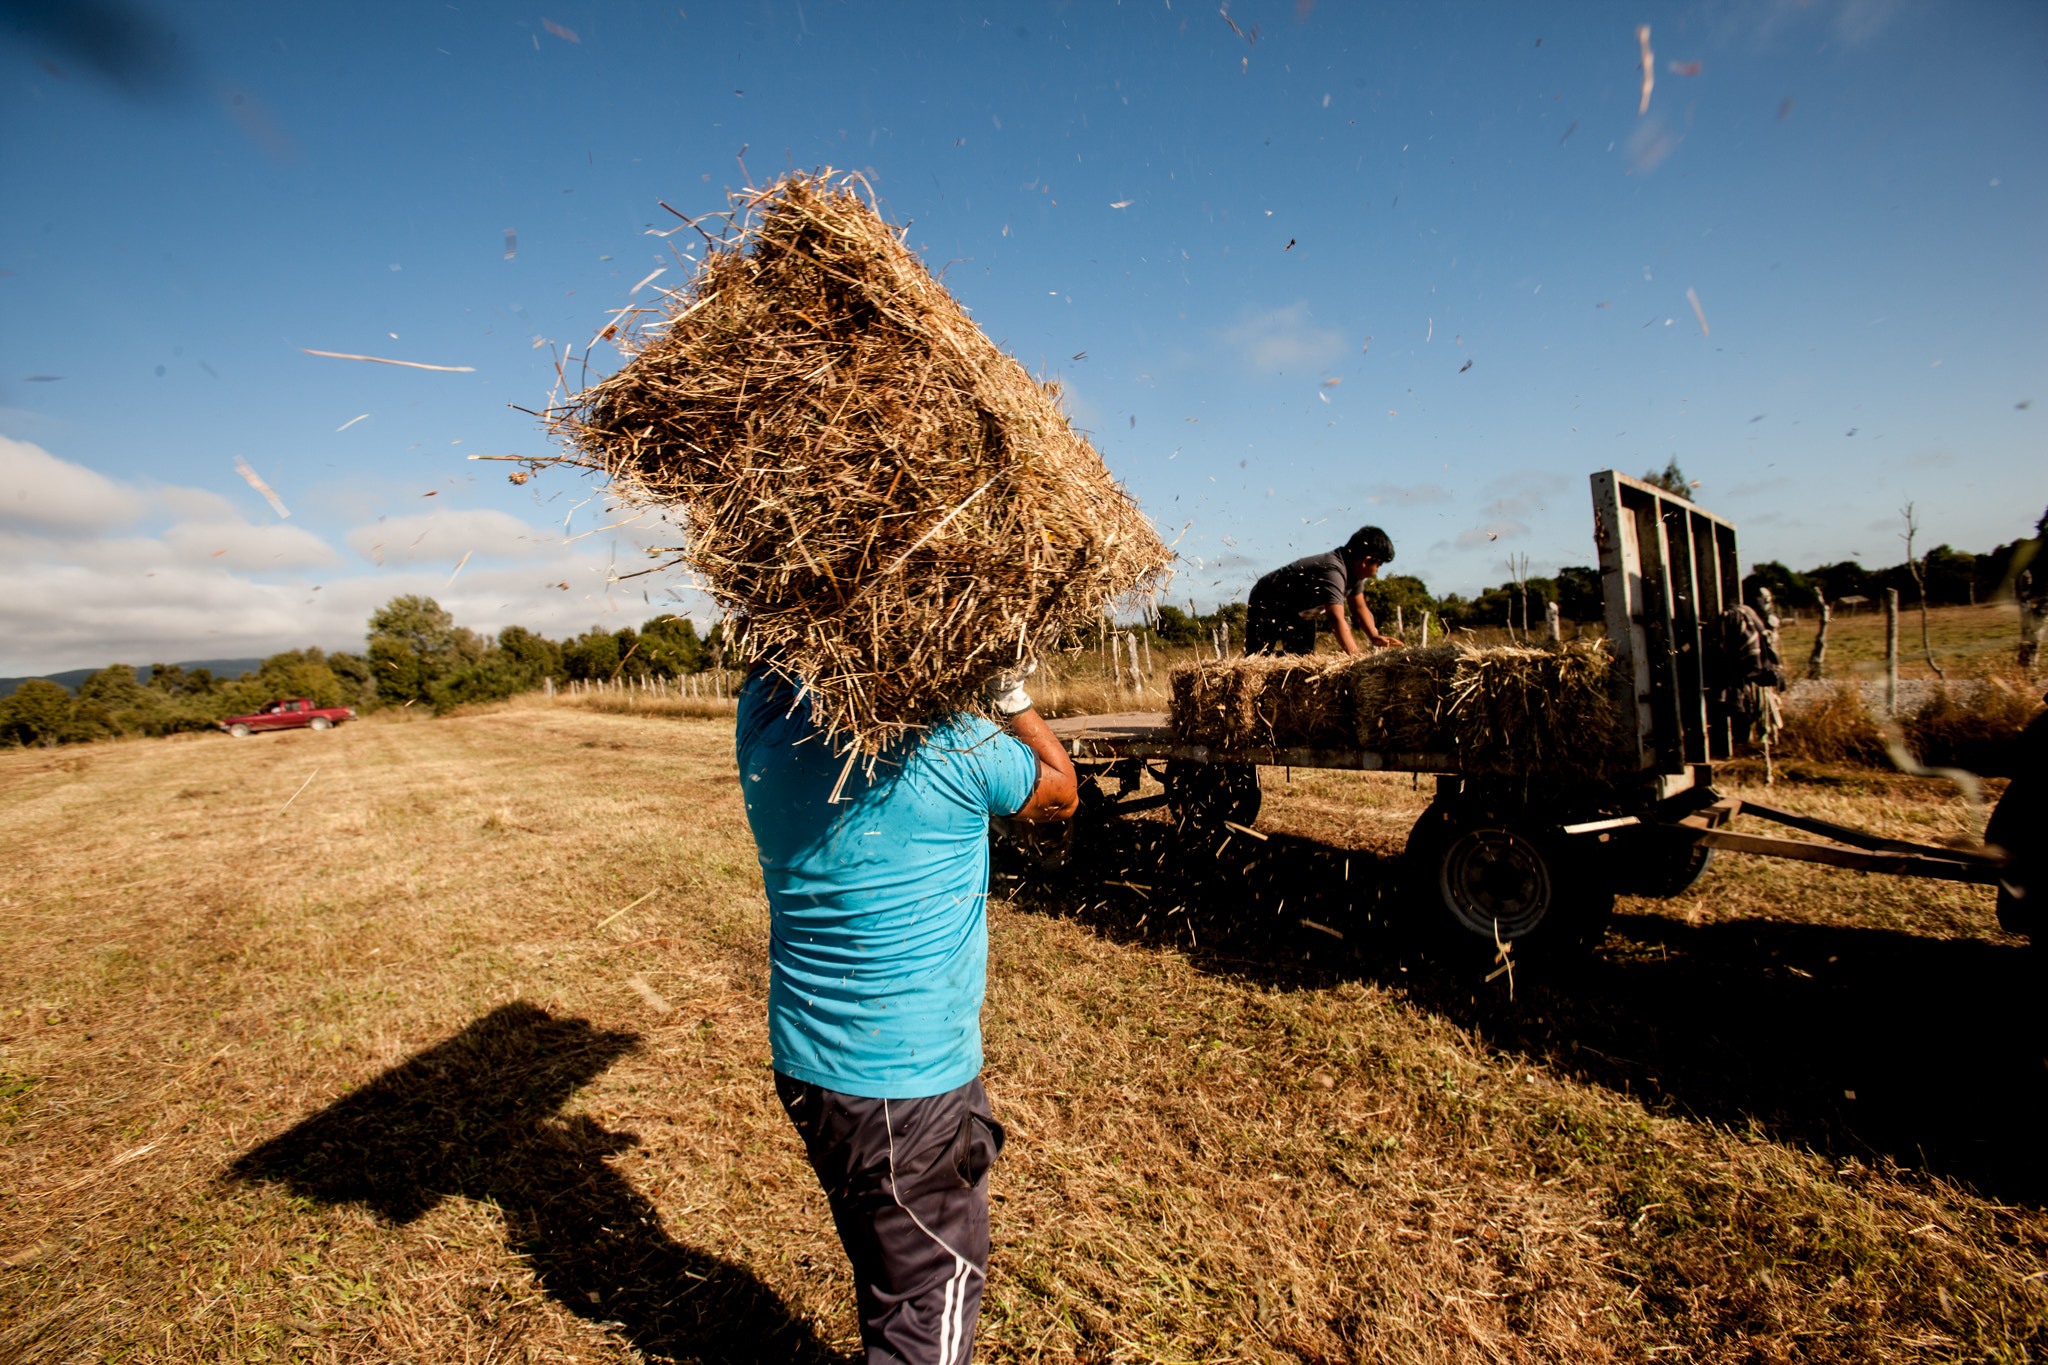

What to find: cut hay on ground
left=534, top=170, right=1170, bottom=754
left=1170, top=641, right=1622, bottom=775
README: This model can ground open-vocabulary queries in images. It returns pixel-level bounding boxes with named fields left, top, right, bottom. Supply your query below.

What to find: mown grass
left=0, top=705, right=2041, bottom=1362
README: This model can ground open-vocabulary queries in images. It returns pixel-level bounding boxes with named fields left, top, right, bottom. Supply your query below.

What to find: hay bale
left=1168, top=660, right=1234, bottom=747
left=1174, top=642, right=1624, bottom=775
left=1168, top=653, right=1355, bottom=749
left=1443, top=640, right=1621, bottom=777
left=538, top=171, right=1170, bottom=753
left=1350, top=644, right=1467, bottom=752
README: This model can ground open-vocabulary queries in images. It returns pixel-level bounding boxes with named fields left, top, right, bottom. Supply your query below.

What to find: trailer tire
left=1164, top=761, right=1261, bottom=840
left=1405, top=804, right=1614, bottom=957
left=1612, top=826, right=1716, bottom=898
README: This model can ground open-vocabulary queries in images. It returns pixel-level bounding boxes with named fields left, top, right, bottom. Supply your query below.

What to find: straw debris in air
left=535, top=170, right=1171, bottom=754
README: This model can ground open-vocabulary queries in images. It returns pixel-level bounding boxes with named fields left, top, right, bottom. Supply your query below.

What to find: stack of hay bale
left=535, top=170, right=1171, bottom=754
left=1168, top=640, right=1623, bottom=778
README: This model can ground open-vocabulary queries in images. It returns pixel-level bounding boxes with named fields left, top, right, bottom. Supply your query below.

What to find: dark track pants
left=1245, top=596, right=1317, bottom=655
left=776, top=1073, right=1005, bottom=1365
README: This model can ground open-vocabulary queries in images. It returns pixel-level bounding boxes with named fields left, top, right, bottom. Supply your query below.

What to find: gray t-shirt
left=1251, top=549, right=1361, bottom=620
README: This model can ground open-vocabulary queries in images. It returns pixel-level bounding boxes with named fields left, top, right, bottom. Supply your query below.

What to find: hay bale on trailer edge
left=1442, top=640, right=1621, bottom=778
left=538, top=170, right=1171, bottom=754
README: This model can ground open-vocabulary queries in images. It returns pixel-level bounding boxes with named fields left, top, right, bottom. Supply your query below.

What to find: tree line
left=0, top=596, right=727, bottom=747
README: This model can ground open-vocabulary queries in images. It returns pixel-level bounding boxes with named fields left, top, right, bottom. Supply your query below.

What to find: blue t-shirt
left=735, top=669, right=1040, bottom=1099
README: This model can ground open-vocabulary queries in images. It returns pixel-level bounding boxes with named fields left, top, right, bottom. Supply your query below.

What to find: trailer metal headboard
left=1590, top=471, right=1742, bottom=775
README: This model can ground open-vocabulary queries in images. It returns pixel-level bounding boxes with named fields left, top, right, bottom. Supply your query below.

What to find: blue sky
left=2, top=0, right=2042, bottom=673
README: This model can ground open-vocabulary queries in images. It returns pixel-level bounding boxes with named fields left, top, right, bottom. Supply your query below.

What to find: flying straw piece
left=233, top=457, right=291, bottom=518
left=1686, top=287, right=1710, bottom=337
left=1109, top=199, right=1134, bottom=208
left=504, top=227, right=517, bottom=259
left=447, top=550, right=473, bottom=585
left=629, top=267, right=667, bottom=295
left=1637, top=25, right=1655, bottom=114
left=335, top=413, right=369, bottom=432
left=278, top=767, right=320, bottom=813
left=300, top=349, right=476, bottom=372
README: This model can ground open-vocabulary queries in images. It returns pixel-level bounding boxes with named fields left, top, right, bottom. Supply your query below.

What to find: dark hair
left=1344, top=525, right=1395, bottom=564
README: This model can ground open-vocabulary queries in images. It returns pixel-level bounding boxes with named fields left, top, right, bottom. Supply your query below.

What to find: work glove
left=982, top=659, right=1038, bottom=717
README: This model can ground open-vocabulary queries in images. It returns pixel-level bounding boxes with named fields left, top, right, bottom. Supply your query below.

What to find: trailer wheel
left=1164, top=761, right=1261, bottom=838
left=1612, top=826, right=1716, bottom=898
left=1406, top=805, right=1614, bottom=956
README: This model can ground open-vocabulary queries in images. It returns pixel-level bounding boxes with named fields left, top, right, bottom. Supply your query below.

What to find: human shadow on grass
left=227, top=1001, right=843, bottom=1365
left=1000, top=817, right=2048, bottom=1206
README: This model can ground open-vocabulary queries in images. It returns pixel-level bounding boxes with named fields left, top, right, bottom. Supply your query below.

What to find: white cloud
left=1217, top=303, right=1344, bottom=374
left=0, top=440, right=710, bottom=674
left=1360, top=482, right=1453, bottom=507
left=0, top=434, right=147, bottom=530
left=346, top=507, right=600, bottom=566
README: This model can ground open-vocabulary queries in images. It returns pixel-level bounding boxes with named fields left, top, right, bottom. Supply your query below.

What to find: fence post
left=1884, top=588, right=1899, bottom=716
left=1806, top=598, right=1831, bottom=681
left=1419, top=611, right=1431, bottom=648
left=544, top=676, right=554, bottom=700
left=1139, top=631, right=1152, bottom=680
left=1395, top=605, right=1404, bottom=638
left=1545, top=600, right=1561, bottom=642
left=1221, top=622, right=1231, bottom=657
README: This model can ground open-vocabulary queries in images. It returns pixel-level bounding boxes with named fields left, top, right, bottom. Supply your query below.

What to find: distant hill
left=0, top=658, right=266, bottom=699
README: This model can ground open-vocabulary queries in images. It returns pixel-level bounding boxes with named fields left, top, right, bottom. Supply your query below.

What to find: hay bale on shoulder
left=539, top=171, right=1170, bottom=753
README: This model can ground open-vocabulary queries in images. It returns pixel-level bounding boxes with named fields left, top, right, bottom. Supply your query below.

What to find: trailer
left=1025, top=471, right=2015, bottom=955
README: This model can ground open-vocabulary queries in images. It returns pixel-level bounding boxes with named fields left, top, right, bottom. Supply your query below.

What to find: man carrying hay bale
left=1245, top=525, right=1404, bottom=656
left=533, top=170, right=1168, bottom=1360
left=738, top=657, right=1076, bottom=1365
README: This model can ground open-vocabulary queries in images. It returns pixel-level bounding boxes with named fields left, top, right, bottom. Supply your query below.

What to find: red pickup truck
left=220, top=698, right=356, bottom=738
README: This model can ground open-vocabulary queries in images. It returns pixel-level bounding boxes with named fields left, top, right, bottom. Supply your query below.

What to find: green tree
left=366, top=596, right=464, bottom=706
left=1744, top=561, right=1816, bottom=608
left=497, top=625, right=564, bottom=681
left=1352, top=574, right=1436, bottom=632
left=75, top=664, right=213, bottom=737
left=638, top=616, right=708, bottom=675
left=0, top=679, right=76, bottom=746
left=1555, top=566, right=1603, bottom=623
left=1641, top=458, right=1698, bottom=502
left=561, top=628, right=623, bottom=681
left=1151, top=605, right=1205, bottom=646
left=326, top=651, right=378, bottom=708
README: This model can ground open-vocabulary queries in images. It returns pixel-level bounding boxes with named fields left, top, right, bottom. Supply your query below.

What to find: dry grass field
left=2, top=695, right=2043, bottom=1363
left=1775, top=602, right=2033, bottom=681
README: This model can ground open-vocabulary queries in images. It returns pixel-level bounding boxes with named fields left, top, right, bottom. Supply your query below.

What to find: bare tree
left=1900, top=501, right=1945, bottom=681
left=1505, top=553, right=1532, bottom=642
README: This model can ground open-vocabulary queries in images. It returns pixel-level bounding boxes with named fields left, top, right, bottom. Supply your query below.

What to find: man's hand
left=982, top=660, right=1038, bottom=717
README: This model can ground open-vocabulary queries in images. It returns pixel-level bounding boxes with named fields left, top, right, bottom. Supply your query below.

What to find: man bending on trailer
left=736, top=656, right=1078, bottom=1364
left=1245, top=524, right=1404, bottom=656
